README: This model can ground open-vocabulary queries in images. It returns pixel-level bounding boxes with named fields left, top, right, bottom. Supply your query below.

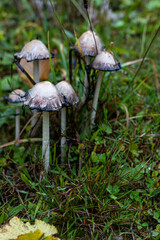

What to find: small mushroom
left=14, top=39, right=55, bottom=127
left=56, top=81, right=79, bottom=162
left=90, top=50, right=121, bottom=129
left=8, top=89, right=25, bottom=146
left=73, top=30, right=102, bottom=104
left=23, top=81, right=64, bottom=175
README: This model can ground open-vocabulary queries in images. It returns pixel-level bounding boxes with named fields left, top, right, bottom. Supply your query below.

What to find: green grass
left=0, top=0, right=160, bottom=239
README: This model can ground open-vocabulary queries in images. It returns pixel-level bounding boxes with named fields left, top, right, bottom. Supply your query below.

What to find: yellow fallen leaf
left=0, top=217, right=60, bottom=240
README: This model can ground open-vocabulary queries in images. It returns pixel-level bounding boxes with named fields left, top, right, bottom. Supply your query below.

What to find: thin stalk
left=31, top=60, right=39, bottom=127
left=15, top=106, right=20, bottom=147
left=13, top=59, right=35, bottom=85
left=49, top=0, right=72, bottom=46
left=83, top=0, right=98, bottom=55
left=42, top=111, right=50, bottom=173
left=132, top=25, right=160, bottom=85
left=90, top=71, right=103, bottom=129
left=33, top=60, right=39, bottom=83
left=61, top=107, right=66, bottom=163
left=82, top=56, right=90, bottom=104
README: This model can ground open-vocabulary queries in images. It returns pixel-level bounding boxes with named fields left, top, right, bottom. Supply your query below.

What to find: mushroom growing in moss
left=14, top=39, right=55, bottom=126
left=23, top=81, right=64, bottom=175
left=72, top=30, right=102, bottom=104
left=56, top=81, right=79, bottom=162
left=8, top=89, right=25, bottom=146
left=90, top=50, right=121, bottom=129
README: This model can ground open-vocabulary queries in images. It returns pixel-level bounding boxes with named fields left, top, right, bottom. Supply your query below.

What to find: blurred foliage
left=0, top=0, right=160, bottom=239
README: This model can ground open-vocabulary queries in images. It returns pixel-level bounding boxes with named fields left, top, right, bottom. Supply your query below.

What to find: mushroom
left=8, top=89, right=25, bottom=146
left=72, top=30, right=102, bottom=104
left=23, top=81, right=64, bottom=175
left=90, top=50, right=121, bottom=129
left=14, top=39, right=55, bottom=126
left=56, top=81, right=79, bottom=162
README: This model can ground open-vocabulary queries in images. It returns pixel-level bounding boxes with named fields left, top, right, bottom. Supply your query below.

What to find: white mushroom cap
left=92, top=50, right=121, bottom=71
left=56, top=81, right=79, bottom=106
left=73, top=30, right=102, bottom=57
left=8, top=89, right=25, bottom=103
left=14, top=40, right=52, bottom=62
left=23, top=81, right=64, bottom=111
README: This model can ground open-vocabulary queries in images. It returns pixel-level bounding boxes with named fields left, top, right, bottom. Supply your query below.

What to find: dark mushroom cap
left=23, top=81, right=64, bottom=111
left=14, top=40, right=54, bottom=62
left=8, top=89, right=25, bottom=103
left=56, top=81, right=79, bottom=107
left=91, top=50, right=121, bottom=71
left=73, top=30, right=102, bottom=57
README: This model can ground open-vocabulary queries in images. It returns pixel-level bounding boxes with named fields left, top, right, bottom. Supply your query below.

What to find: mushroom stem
left=82, top=56, right=90, bottom=104
left=42, top=111, right=50, bottom=173
left=33, top=60, right=39, bottom=83
left=90, top=71, right=103, bottom=129
left=61, top=107, right=66, bottom=163
left=15, top=106, right=20, bottom=147
left=31, top=60, right=40, bottom=127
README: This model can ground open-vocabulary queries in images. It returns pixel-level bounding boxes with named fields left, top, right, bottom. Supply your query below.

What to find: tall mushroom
left=72, top=30, right=102, bottom=104
left=23, top=81, right=64, bottom=175
left=8, top=89, right=25, bottom=146
left=56, top=81, right=79, bottom=162
left=90, top=50, right=121, bottom=129
left=14, top=39, right=55, bottom=126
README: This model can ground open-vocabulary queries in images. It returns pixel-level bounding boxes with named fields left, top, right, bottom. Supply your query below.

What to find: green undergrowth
left=0, top=0, right=160, bottom=239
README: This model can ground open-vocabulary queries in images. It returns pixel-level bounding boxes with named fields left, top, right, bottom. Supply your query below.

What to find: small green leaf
left=20, top=173, right=32, bottom=187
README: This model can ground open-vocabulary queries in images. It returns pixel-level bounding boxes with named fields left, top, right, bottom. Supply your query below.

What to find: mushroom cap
left=91, top=50, right=121, bottom=71
left=14, top=40, right=53, bottom=62
left=23, top=81, right=64, bottom=111
left=8, top=89, right=25, bottom=103
left=73, top=30, right=102, bottom=57
left=56, top=81, right=79, bottom=107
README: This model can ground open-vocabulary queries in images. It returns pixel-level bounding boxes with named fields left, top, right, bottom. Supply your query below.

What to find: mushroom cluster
left=8, top=13, right=121, bottom=177
left=11, top=39, right=79, bottom=177
left=71, top=30, right=121, bottom=129
left=22, top=80, right=78, bottom=175
left=72, top=30, right=103, bottom=105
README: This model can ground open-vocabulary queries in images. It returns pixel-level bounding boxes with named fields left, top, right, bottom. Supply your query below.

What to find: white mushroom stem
left=31, top=60, right=39, bottom=127
left=42, top=111, right=50, bottom=173
left=90, top=71, right=103, bottom=129
left=61, top=107, right=66, bottom=163
left=33, top=60, right=39, bottom=83
left=82, top=56, right=90, bottom=104
left=15, top=106, right=20, bottom=147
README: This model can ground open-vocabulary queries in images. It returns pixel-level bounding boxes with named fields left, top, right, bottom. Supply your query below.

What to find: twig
left=0, top=138, right=42, bottom=148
